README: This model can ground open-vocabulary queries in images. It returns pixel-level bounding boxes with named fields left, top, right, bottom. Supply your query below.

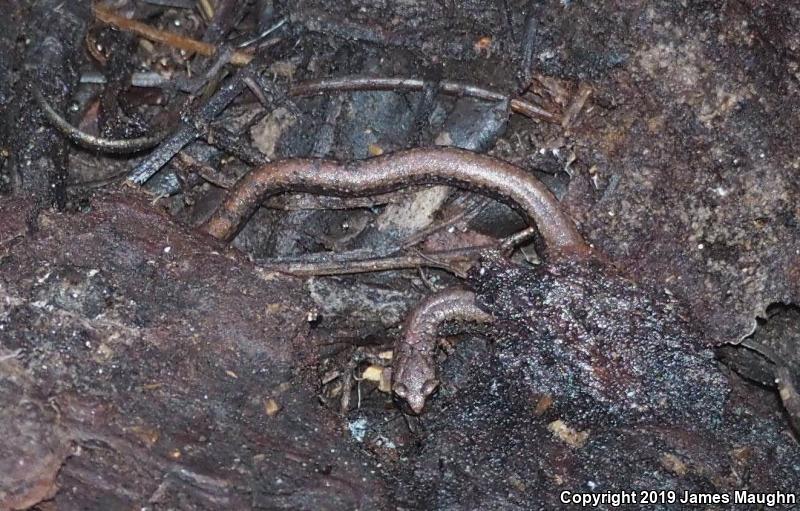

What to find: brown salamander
left=201, top=147, right=591, bottom=261
left=203, top=147, right=592, bottom=413
left=392, top=288, right=493, bottom=414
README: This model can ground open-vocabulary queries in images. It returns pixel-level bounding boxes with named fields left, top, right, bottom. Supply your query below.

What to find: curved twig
left=33, top=88, right=166, bottom=154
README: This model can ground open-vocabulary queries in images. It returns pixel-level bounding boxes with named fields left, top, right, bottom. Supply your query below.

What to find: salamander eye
left=394, top=383, right=409, bottom=398
left=421, top=379, right=440, bottom=397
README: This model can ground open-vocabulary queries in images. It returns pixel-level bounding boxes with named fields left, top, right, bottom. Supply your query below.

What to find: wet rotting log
left=0, top=192, right=390, bottom=509
left=381, top=255, right=795, bottom=509
left=203, top=147, right=591, bottom=260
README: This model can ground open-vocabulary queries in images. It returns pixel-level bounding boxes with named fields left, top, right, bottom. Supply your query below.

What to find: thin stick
left=254, top=228, right=533, bottom=277
left=500, top=226, right=537, bottom=251
left=290, top=77, right=559, bottom=123
left=397, top=195, right=490, bottom=250
left=142, top=0, right=194, bottom=7
left=198, top=0, right=215, bottom=20
left=33, top=87, right=167, bottom=154
left=66, top=169, right=130, bottom=190
left=256, top=246, right=487, bottom=277
left=128, top=53, right=269, bottom=184
left=237, top=18, right=288, bottom=48
left=93, top=5, right=254, bottom=66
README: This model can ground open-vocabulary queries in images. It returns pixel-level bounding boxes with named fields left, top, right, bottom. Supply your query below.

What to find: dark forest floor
left=1, top=1, right=799, bottom=509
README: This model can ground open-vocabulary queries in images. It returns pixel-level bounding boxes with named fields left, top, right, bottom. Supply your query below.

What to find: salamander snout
left=394, top=378, right=440, bottom=414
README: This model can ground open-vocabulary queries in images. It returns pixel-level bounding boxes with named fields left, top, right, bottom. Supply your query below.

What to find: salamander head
left=392, top=349, right=439, bottom=414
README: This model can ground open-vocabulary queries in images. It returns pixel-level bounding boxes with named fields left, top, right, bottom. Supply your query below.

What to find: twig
left=243, top=76, right=269, bottom=106
left=142, top=0, right=194, bottom=7
left=499, top=226, right=537, bottom=251
left=33, top=87, right=167, bottom=154
left=237, top=18, right=288, bottom=48
left=129, top=128, right=201, bottom=184
left=181, top=45, right=234, bottom=94
left=198, top=0, right=215, bottom=21
left=0, top=349, right=22, bottom=362
left=256, top=246, right=488, bottom=277
left=311, top=95, right=344, bottom=158
left=397, top=195, right=490, bottom=250
left=519, top=0, right=539, bottom=90
left=93, top=4, right=254, bottom=66
left=262, top=192, right=407, bottom=210
left=407, top=77, right=440, bottom=146
left=561, top=83, right=593, bottom=129
left=254, top=228, right=533, bottom=277
left=128, top=54, right=270, bottom=184
left=66, top=168, right=131, bottom=190
left=290, top=76, right=559, bottom=123
left=80, top=71, right=168, bottom=87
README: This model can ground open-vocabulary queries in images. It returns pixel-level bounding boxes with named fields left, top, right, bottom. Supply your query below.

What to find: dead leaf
left=548, top=419, right=589, bottom=448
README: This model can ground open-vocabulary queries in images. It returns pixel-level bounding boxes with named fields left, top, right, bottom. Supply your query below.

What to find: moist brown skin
left=201, top=147, right=592, bottom=261
left=392, top=289, right=494, bottom=414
